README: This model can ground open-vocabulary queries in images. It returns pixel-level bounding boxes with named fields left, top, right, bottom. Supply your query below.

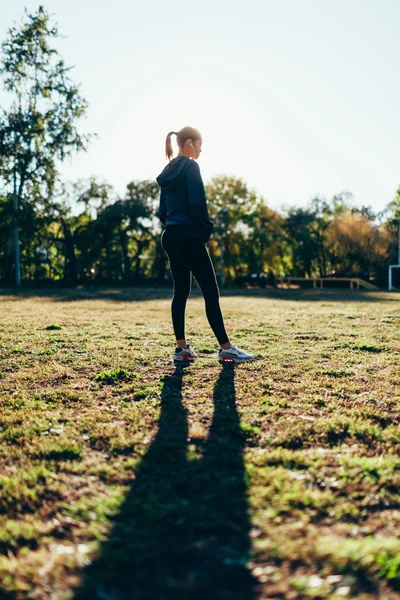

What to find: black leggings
left=161, top=227, right=229, bottom=346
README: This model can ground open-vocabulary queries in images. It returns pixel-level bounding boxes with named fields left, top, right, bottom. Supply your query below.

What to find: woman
left=157, top=126, right=254, bottom=364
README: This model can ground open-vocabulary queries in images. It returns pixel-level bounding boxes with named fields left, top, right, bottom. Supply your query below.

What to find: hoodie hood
left=156, top=156, right=189, bottom=190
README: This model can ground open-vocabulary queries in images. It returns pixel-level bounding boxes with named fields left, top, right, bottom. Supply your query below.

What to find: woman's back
left=157, top=155, right=214, bottom=243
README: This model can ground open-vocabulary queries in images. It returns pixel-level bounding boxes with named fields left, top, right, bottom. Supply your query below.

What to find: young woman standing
left=157, top=126, right=254, bottom=364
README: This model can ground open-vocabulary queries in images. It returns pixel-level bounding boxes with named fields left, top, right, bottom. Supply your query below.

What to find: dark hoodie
left=156, top=156, right=214, bottom=243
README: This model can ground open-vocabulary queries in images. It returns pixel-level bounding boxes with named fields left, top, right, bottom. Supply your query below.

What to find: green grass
left=0, top=287, right=399, bottom=599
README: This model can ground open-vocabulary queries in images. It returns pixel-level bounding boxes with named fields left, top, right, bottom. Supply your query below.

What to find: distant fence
left=277, top=277, right=378, bottom=290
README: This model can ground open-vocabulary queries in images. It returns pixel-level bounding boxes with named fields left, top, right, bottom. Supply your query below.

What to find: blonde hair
left=165, top=126, right=202, bottom=161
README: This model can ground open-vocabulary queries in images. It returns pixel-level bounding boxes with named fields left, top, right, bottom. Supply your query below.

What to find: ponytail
left=165, top=131, right=178, bottom=162
left=165, top=126, right=202, bottom=162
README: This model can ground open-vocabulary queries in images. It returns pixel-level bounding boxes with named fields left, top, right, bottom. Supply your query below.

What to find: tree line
left=0, top=174, right=398, bottom=287
left=1, top=7, right=399, bottom=288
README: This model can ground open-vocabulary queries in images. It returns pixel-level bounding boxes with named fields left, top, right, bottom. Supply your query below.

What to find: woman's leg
left=189, top=239, right=230, bottom=347
left=161, top=229, right=191, bottom=346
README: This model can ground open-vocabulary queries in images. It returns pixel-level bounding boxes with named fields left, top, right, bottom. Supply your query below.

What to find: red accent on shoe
left=182, top=355, right=191, bottom=361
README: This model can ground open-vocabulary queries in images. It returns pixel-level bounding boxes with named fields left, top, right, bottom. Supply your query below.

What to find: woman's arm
left=158, top=188, right=167, bottom=225
left=186, top=160, right=214, bottom=240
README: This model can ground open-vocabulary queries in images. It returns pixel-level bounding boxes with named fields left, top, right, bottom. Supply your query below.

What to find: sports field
left=0, top=287, right=399, bottom=599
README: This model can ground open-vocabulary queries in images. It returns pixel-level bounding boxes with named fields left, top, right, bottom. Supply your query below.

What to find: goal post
left=388, top=265, right=400, bottom=291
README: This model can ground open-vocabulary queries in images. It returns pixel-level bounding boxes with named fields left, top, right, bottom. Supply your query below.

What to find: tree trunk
left=258, top=243, right=265, bottom=274
left=60, top=217, right=78, bottom=285
left=6, top=229, right=14, bottom=283
left=153, top=240, right=167, bottom=284
left=119, top=228, right=131, bottom=284
left=132, top=238, right=149, bottom=282
left=13, top=169, right=21, bottom=286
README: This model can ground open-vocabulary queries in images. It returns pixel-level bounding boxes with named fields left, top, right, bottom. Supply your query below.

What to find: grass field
left=0, top=287, right=399, bottom=600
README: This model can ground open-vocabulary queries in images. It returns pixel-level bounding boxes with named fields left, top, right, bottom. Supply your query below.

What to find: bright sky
left=1, top=0, right=399, bottom=214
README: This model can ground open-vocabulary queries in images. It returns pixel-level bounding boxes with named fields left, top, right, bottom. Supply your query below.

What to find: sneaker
left=173, top=344, right=198, bottom=362
left=219, top=344, right=254, bottom=363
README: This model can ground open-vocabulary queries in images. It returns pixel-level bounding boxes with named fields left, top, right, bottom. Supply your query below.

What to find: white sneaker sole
left=174, top=354, right=197, bottom=362
left=219, top=354, right=254, bottom=363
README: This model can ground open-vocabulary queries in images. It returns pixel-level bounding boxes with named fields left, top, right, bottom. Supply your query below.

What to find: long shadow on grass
left=74, top=363, right=256, bottom=600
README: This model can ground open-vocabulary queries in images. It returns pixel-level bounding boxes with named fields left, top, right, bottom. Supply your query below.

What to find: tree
left=206, top=176, right=258, bottom=284
left=73, top=179, right=115, bottom=282
left=124, top=180, right=159, bottom=283
left=0, top=6, right=91, bottom=285
left=325, top=211, right=390, bottom=281
left=284, top=207, right=321, bottom=277
left=68, top=179, right=159, bottom=284
left=54, top=180, right=110, bottom=284
left=243, top=199, right=287, bottom=278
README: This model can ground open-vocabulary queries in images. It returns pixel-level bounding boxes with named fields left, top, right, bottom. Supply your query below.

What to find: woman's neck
left=178, top=150, right=192, bottom=159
